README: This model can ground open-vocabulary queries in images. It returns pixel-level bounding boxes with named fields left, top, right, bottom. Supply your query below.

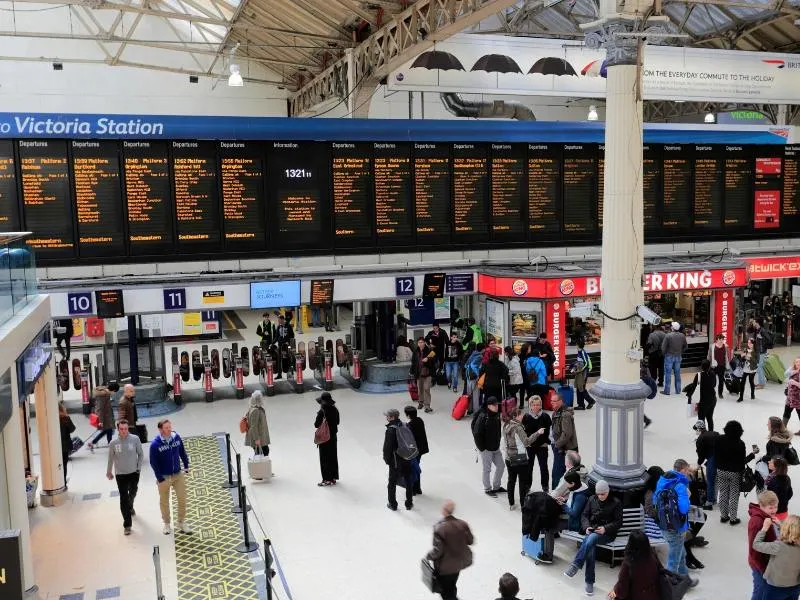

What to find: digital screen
left=452, top=143, right=489, bottom=240
left=19, top=139, right=75, bottom=258
left=123, top=140, right=174, bottom=255
left=268, top=141, right=330, bottom=250
left=414, top=143, right=451, bottom=241
left=562, top=144, right=596, bottom=236
left=374, top=142, right=413, bottom=245
left=724, top=145, right=752, bottom=229
left=219, top=141, right=265, bottom=250
left=527, top=143, right=560, bottom=238
left=490, top=143, right=525, bottom=240
left=171, top=141, right=221, bottom=251
left=754, top=147, right=783, bottom=230
left=310, top=279, right=334, bottom=305
left=597, top=144, right=605, bottom=230
left=662, top=144, right=693, bottom=230
left=422, top=272, right=446, bottom=299
left=693, top=145, right=723, bottom=230
left=643, top=145, right=661, bottom=231
left=331, top=142, right=373, bottom=247
left=783, top=145, right=800, bottom=226
left=0, top=141, right=19, bottom=233
left=95, top=289, right=125, bottom=318
left=71, top=140, right=125, bottom=258
left=250, top=280, right=301, bottom=309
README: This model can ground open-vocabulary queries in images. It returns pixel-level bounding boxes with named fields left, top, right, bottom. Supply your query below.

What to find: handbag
left=420, top=559, right=440, bottom=593
left=314, top=418, right=331, bottom=445
left=506, top=427, right=529, bottom=467
left=89, top=413, right=100, bottom=429
left=785, top=445, right=799, bottom=466
left=658, top=567, right=692, bottom=600
left=741, top=465, right=757, bottom=495
left=477, top=373, right=486, bottom=389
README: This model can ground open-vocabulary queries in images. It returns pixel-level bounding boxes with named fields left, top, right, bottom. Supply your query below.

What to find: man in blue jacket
left=654, top=459, right=699, bottom=588
left=149, top=419, right=191, bottom=535
left=524, top=352, right=548, bottom=400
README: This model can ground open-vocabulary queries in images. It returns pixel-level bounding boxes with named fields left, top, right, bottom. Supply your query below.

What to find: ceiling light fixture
left=587, top=105, right=599, bottom=121
left=228, top=64, right=243, bottom=87
left=704, top=112, right=715, bottom=123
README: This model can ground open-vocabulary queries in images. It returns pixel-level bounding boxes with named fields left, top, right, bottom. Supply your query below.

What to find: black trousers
left=318, top=438, right=339, bottom=482
left=387, top=462, right=413, bottom=508
left=715, top=365, right=726, bottom=396
left=527, top=446, right=550, bottom=492
left=506, top=459, right=532, bottom=507
left=648, top=352, right=664, bottom=385
left=116, top=472, right=140, bottom=528
left=56, top=335, right=71, bottom=360
left=784, top=405, right=800, bottom=424
left=697, top=401, right=716, bottom=432
left=437, top=572, right=459, bottom=600
left=739, top=373, right=755, bottom=401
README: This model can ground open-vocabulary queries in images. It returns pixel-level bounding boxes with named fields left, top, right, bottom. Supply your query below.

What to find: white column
left=34, top=365, right=66, bottom=507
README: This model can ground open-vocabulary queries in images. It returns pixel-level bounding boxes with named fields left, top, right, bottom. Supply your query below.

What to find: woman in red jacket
left=608, top=531, right=661, bottom=600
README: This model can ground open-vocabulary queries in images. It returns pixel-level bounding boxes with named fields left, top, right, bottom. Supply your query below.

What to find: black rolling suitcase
left=724, top=371, right=740, bottom=394
left=134, top=423, right=148, bottom=443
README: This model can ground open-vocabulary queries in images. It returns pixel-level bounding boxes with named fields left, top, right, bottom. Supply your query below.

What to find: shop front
left=744, top=256, right=800, bottom=345
left=478, top=262, right=748, bottom=377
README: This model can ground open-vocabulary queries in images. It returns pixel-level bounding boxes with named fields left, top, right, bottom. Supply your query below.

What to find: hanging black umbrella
left=528, top=57, right=578, bottom=76
left=410, top=50, right=465, bottom=71
left=470, top=54, right=522, bottom=74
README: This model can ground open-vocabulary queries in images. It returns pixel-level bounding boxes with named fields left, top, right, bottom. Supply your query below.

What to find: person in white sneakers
left=149, top=419, right=192, bottom=535
left=106, top=419, right=143, bottom=535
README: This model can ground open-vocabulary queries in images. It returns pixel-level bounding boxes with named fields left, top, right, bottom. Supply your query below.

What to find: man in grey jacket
left=646, top=325, right=667, bottom=387
left=106, top=419, right=144, bottom=535
left=661, top=321, right=688, bottom=396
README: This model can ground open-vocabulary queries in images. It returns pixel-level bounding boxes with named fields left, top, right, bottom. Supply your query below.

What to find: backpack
left=466, top=352, right=482, bottom=380
left=761, top=329, right=774, bottom=350
left=239, top=415, right=249, bottom=434
left=471, top=409, right=486, bottom=450
left=394, top=423, right=419, bottom=461
left=655, top=482, right=686, bottom=532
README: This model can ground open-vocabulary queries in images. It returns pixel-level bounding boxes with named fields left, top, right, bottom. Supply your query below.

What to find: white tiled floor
left=30, top=343, right=800, bottom=600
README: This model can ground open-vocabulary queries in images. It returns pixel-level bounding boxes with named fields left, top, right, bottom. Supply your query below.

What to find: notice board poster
left=754, top=190, right=780, bottom=229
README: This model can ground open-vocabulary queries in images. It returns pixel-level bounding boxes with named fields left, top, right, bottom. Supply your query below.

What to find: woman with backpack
left=715, top=420, right=760, bottom=525
left=314, top=392, right=340, bottom=487
left=243, top=390, right=270, bottom=457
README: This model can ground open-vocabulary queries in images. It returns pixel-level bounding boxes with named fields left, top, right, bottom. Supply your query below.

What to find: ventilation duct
left=440, top=93, right=536, bottom=121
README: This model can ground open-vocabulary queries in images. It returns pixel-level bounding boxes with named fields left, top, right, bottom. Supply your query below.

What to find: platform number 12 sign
left=395, top=277, right=415, bottom=297
left=163, top=288, right=186, bottom=311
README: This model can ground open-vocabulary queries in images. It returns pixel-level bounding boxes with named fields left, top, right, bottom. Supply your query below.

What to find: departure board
left=662, top=145, right=693, bottom=230
left=490, top=143, right=526, bottom=241
left=693, top=145, right=723, bottom=230
left=563, top=144, right=596, bottom=236
left=643, top=145, right=661, bottom=231
left=71, top=140, right=125, bottom=257
left=171, top=141, right=220, bottom=251
left=310, top=279, right=334, bottom=305
left=219, top=141, right=265, bottom=250
left=331, top=142, right=373, bottom=247
left=268, top=141, right=330, bottom=250
left=724, top=145, right=752, bottom=229
left=0, top=141, right=19, bottom=232
left=527, top=144, right=560, bottom=237
left=373, top=142, right=413, bottom=245
left=753, top=148, right=783, bottom=230
left=783, top=145, right=800, bottom=226
left=597, top=144, right=605, bottom=230
left=413, top=143, right=451, bottom=242
left=452, top=143, right=489, bottom=240
left=19, top=140, right=75, bottom=258
left=123, top=140, right=174, bottom=255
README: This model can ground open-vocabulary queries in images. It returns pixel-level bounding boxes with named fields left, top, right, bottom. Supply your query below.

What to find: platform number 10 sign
left=163, top=288, right=187, bottom=311
left=67, top=292, right=93, bottom=315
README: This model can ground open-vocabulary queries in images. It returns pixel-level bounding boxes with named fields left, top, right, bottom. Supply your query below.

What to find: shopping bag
left=248, top=449, right=273, bottom=481
left=408, top=379, right=419, bottom=402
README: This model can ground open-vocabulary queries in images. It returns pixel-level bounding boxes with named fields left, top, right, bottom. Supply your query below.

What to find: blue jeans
left=573, top=532, right=612, bottom=584
left=757, top=353, right=767, bottom=386
left=444, top=361, right=459, bottom=389
left=752, top=568, right=767, bottom=600
left=764, top=583, right=800, bottom=600
left=662, top=530, right=688, bottom=576
left=551, top=446, right=566, bottom=492
left=705, top=456, right=717, bottom=504
left=311, top=307, right=321, bottom=326
left=663, top=354, right=682, bottom=395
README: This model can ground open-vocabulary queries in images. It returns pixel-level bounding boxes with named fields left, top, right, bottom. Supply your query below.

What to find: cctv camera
left=636, top=305, right=662, bottom=326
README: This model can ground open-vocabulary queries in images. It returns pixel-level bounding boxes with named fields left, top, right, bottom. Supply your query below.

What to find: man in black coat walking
left=404, top=405, right=428, bottom=495
left=384, top=409, right=414, bottom=511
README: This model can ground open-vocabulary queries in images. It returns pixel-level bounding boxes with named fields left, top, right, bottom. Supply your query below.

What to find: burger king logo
left=722, top=270, right=736, bottom=286
left=559, top=279, right=575, bottom=296
left=512, top=279, right=528, bottom=296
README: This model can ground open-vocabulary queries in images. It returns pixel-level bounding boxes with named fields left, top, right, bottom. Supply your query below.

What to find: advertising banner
left=485, top=298, right=506, bottom=346
left=714, top=290, right=734, bottom=351
left=746, top=256, right=800, bottom=279
left=546, top=301, right=567, bottom=380
left=389, top=35, right=800, bottom=105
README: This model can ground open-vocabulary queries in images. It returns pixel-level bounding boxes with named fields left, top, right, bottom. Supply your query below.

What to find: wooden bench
left=559, top=506, right=667, bottom=567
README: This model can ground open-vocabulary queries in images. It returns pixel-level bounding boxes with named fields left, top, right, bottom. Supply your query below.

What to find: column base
left=39, top=486, right=67, bottom=507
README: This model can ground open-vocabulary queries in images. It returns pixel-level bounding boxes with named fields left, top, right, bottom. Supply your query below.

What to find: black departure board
left=0, top=141, right=19, bottom=232
left=71, top=140, right=125, bottom=257
left=171, top=141, right=220, bottom=251
left=332, top=142, right=373, bottom=247
left=783, top=145, right=800, bottom=226
left=597, top=144, right=605, bottom=230
left=693, top=145, right=723, bottom=230
left=489, top=143, right=525, bottom=240
left=268, top=141, right=330, bottom=250
left=310, top=279, right=334, bottom=305
left=19, top=140, right=75, bottom=258
left=423, top=272, right=446, bottom=299
left=219, top=141, right=265, bottom=250
left=414, top=143, right=451, bottom=241
left=724, top=145, right=752, bottom=229
left=374, top=142, right=414, bottom=245
left=95, top=289, right=124, bottom=318
left=662, top=144, right=693, bottom=230
left=123, top=140, right=174, bottom=255
left=527, top=143, right=560, bottom=237
left=643, top=145, right=661, bottom=231
left=563, top=144, right=596, bottom=236
left=452, top=143, right=489, bottom=240
left=753, top=148, right=783, bottom=230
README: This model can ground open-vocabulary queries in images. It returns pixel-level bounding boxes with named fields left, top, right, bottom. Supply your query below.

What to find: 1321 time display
left=284, top=168, right=312, bottom=178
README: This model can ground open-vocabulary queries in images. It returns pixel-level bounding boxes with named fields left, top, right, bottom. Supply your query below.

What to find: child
left=748, top=491, right=780, bottom=600
left=752, top=515, right=800, bottom=600
left=766, top=456, right=793, bottom=521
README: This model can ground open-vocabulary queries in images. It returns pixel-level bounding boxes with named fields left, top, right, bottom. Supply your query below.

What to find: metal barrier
left=153, top=545, right=166, bottom=600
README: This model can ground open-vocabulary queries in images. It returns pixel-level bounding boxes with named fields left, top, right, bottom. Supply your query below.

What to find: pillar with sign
left=34, top=365, right=67, bottom=506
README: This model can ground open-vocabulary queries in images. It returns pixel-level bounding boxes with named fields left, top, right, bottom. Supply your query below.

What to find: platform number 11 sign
left=163, top=288, right=186, bottom=311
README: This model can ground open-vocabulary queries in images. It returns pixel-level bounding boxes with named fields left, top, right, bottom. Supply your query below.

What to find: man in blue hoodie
left=149, top=419, right=191, bottom=535
left=654, top=459, right=699, bottom=587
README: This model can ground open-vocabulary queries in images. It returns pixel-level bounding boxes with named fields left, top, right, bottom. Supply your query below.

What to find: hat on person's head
left=486, top=396, right=500, bottom=406
left=693, top=420, right=707, bottom=431
left=384, top=408, right=400, bottom=419
left=316, top=392, right=335, bottom=405
left=595, top=480, right=610, bottom=494
left=672, top=321, right=680, bottom=331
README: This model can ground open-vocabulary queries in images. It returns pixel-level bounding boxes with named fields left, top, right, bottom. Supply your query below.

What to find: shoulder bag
left=314, top=418, right=331, bottom=445
left=507, top=427, right=529, bottom=467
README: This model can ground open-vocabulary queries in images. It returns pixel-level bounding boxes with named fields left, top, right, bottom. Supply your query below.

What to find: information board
left=122, top=140, right=174, bottom=255
left=753, top=149, right=783, bottom=229
left=95, top=289, right=125, bottom=318
left=724, top=145, right=752, bottom=229
left=562, top=144, right=596, bottom=236
left=19, top=139, right=75, bottom=258
left=310, top=279, right=334, bottom=305
left=422, top=272, right=446, bottom=299
left=414, top=142, right=451, bottom=242
left=71, top=140, right=125, bottom=257
left=452, top=143, right=489, bottom=240
left=250, top=280, right=301, bottom=309
left=374, top=142, right=414, bottom=245
left=662, top=144, right=693, bottom=230
left=331, top=142, right=373, bottom=247
left=0, top=141, right=19, bottom=232
left=693, top=145, right=723, bottom=230
left=489, top=143, right=526, bottom=241
left=527, top=143, right=560, bottom=238
left=219, top=141, right=265, bottom=250
left=643, top=145, right=661, bottom=231
left=171, top=141, right=220, bottom=251
left=783, top=145, right=800, bottom=228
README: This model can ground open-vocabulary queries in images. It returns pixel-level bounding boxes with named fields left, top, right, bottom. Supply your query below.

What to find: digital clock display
left=284, top=168, right=312, bottom=178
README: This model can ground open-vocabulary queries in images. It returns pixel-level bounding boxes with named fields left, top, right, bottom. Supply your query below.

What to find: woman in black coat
left=58, top=401, right=75, bottom=483
left=314, top=392, right=340, bottom=486
left=404, top=405, right=428, bottom=495
left=714, top=420, right=758, bottom=525
left=697, top=359, right=717, bottom=431
left=479, top=348, right=509, bottom=405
